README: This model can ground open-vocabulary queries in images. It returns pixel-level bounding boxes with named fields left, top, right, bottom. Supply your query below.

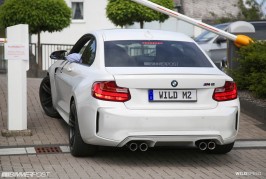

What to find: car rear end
left=85, top=30, right=240, bottom=151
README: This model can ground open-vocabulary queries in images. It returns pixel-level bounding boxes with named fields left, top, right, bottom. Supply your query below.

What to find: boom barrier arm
left=131, top=0, right=253, bottom=47
left=0, top=38, right=7, bottom=43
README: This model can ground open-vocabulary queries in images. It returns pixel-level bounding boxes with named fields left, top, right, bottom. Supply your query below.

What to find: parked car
left=194, top=21, right=266, bottom=67
left=39, top=29, right=240, bottom=157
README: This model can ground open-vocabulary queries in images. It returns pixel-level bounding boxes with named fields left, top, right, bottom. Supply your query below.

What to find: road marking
left=234, top=140, right=266, bottom=148
left=0, top=148, right=26, bottom=155
left=25, top=147, right=36, bottom=154
left=0, top=145, right=69, bottom=156
left=60, top=146, right=70, bottom=152
left=0, top=141, right=265, bottom=156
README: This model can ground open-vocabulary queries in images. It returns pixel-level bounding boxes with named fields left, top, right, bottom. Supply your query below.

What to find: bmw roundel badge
left=171, top=80, right=178, bottom=87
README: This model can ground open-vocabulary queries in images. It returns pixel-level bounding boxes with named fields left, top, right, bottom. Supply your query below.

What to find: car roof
left=91, top=29, right=194, bottom=42
left=213, top=20, right=266, bottom=27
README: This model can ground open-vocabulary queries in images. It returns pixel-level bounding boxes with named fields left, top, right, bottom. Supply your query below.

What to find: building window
left=72, top=2, right=84, bottom=20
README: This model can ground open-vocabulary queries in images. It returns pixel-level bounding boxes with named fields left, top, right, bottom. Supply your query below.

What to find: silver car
left=195, top=21, right=266, bottom=67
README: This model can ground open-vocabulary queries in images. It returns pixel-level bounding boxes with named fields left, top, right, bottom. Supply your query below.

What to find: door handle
left=60, top=61, right=69, bottom=73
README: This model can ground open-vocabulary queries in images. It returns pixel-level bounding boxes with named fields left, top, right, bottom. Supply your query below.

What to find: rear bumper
left=80, top=100, right=240, bottom=147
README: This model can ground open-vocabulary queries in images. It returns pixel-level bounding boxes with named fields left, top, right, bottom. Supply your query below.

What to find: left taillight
left=92, top=81, right=131, bottom=102
left=213, top=81, right=237, bottom=101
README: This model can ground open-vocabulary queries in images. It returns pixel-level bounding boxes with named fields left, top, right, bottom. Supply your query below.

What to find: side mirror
left=216, top=36, right=227, bottom=44
left=50, top=50, right=67, bottom=60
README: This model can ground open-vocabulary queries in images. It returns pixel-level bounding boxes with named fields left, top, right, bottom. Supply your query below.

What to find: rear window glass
left=104, top=40, right=213, bottom=67
left=194, top=24, right=228, bottom=43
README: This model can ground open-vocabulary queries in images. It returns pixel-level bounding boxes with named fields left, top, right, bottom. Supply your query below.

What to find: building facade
left=32, top=0, right=116, bottom=44
left=32, top=0, right=240, bottom=45
left=181, top=0, right=240, bottom=21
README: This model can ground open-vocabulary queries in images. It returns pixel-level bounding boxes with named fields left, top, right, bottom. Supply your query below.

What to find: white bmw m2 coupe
left=39, top=29, right=240, bottom=157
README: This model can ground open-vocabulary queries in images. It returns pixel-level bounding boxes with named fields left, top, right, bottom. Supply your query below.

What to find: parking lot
left=0, top=74, right=266, bottom=178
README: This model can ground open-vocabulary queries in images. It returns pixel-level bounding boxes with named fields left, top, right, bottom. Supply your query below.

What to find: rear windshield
left=194, top=24, right=228, bottom=43
left=104, top=40, right=213, bottom=67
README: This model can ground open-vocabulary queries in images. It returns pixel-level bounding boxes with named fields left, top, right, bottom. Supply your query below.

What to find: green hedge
left=231, top=41, right=266, bottom=98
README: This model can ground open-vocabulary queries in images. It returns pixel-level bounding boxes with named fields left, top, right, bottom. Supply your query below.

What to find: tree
left=211, top=0, right=265, bottom=24
left=253, top=0, right=266, bottom=18
left=106, top=0, right=174, bottom=28
left=238, top=0, right=263, bottom=20
left=0, top=0, right=71, bottom=71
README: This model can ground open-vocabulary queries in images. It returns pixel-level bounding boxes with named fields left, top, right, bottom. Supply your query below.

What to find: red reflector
left=92, top=81, right=130, bottom=102
left=213, top=81, right=237, bottom=101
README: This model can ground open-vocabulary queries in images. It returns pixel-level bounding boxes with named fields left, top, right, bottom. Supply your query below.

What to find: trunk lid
left=106, top=67, right=230, bottom=110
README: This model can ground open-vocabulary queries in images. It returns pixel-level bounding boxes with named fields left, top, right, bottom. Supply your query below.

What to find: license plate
left=148, top=89, right=197, bottom=102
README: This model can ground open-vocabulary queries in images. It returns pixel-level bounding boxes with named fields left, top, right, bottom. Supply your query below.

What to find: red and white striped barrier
left=0, top=38, right=7, bottom=43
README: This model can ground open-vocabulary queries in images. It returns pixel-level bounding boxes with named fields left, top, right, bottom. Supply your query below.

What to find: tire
left=39, top=76, right=60, bottom=118
left=69, top=101, right=97, bottom=157
left=207, top=142, right=234, bottom=154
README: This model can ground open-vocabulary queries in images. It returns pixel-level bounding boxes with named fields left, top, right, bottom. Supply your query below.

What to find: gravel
left=238, top=90, right=266, bottom=107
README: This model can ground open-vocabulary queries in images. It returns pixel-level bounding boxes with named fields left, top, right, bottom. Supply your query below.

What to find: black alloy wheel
left=39, top=76, right=60, bottom=118
left=69, top=101, right=97, bottom=157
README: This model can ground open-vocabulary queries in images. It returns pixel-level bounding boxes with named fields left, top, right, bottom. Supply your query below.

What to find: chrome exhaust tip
left=208, top=141, right=216, bottom=150
left=198, top=142, right=207, bottom=151
left=139, top=143, right=148, bottom=152
left=128, top=142, right=138, bottom=151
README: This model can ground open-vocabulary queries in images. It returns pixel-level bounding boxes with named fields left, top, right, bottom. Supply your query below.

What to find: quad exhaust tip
left=208, top=141, right=216, bottom=150
left=198, top=142, right=207, bottom=151
left=128, top=142, right=149, bottom=152
left=198, top=140, right=216, bottom=151
left=128, top=142, right=138, bottom=152
left=139, top=143, right=148, bottom=152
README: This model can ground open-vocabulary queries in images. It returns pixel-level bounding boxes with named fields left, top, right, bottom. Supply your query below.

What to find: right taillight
left=213, top=81, right=237, bottom=101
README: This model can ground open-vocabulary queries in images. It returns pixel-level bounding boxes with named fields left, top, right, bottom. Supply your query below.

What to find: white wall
left=32, top=0, right=117, bottom=45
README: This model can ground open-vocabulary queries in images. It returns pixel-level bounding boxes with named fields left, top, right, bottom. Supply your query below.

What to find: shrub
left=0, top=0, right=71, bottom=70
left=232, top=41, right=266, bottom=98
left=106, top=0, right=174, bottom=28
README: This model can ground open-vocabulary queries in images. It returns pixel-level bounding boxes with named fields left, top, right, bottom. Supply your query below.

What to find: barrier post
left=1, top=24, right=31, bottom=136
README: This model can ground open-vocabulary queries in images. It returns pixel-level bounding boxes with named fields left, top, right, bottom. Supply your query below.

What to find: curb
left=240, top=98, right=266, bottom=124
left=1, top=129, right=32, bottom=137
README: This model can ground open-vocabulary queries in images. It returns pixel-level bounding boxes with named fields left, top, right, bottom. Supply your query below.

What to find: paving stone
left=0, top=75, right=266, bottom=178
left=0, top=75, right=68, bottom=146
